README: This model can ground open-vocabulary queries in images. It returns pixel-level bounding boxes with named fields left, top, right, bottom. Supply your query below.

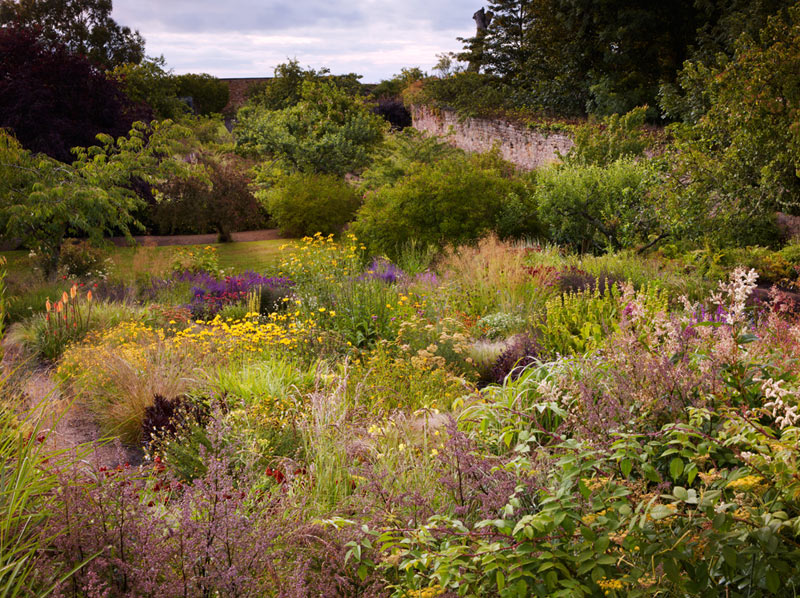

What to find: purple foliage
left=37, top=423, right=382, bottom=598
left=490, top=334, right=542, bottom=384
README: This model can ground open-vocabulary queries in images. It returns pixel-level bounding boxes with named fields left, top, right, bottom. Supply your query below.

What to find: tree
left=662, top=3, right=800, bottom=246
left=235, top=80, right=386, bottom=176
left=246, top=59, right=364, bottom=111
left=0, top=0, right=144, bottom=68
left=110, top=56, right=186, bottom=120
left=0, top=24, right=144, bottom=162
left=175, top=73, right=230, bottom=116
left=0, top=120, right=197, bottom=274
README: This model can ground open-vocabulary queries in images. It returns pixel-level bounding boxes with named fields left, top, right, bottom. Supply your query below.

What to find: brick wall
left=411, top=105, right=573, bottom=170
left=219, top=77, right=272, bottom=114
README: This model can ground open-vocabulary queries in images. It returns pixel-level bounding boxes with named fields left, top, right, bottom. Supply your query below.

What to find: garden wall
left=411, top=105, right=573, bottom=170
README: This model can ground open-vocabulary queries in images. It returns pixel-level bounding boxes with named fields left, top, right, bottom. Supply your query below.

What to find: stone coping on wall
left=410, top=105, right=574, bottom=170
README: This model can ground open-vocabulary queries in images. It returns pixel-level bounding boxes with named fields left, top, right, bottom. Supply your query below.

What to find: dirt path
left=18, top=367, right=143, bottom=468
left=110, top=228, right=284, bottom=247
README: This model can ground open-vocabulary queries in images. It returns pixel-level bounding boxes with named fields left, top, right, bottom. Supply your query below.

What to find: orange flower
left=70, top=284, right=77, bottom=299
left=87, top=290, right=93, bottom=302
left=55, top=301, right=63, bottom=313
left=61, top=291, right=69, bottom=304
left=46, top=298, right=52, bottom=312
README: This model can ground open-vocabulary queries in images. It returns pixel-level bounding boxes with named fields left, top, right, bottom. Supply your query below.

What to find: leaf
left=497, top=570, right=505, bottom=590
left=766, top=568, right=780, bottom=593
left=620, top=458, right=632, bottom=478
left=673, top=486, right=688, bottom=501
left=649, top=505, right=675, bottom=520
left=721, top=546, right=737, bottom=568
left=669, top=458, right=684, bottom=481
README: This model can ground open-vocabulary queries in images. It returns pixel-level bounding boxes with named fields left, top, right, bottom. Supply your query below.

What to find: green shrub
left=174, top=73, right=229, bottom=115
left=353, top=151, right=535, bottom=258
left=536, top=158, right=657, bottom=253
left=260, top=173, right=361, bottom=237
left=57, top=239, right=110, bottom=280
left=565, top=106, right=652, bottom=167
left=359, top=128, right=459, bottom=191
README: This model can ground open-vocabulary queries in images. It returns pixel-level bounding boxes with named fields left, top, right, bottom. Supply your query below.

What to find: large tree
left=0, top=0, right=144, bottom=67
left=0, top=24, right=145, bottom=162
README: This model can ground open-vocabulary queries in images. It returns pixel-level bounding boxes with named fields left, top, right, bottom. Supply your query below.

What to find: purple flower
left=360, top=258, right=404, bottom=284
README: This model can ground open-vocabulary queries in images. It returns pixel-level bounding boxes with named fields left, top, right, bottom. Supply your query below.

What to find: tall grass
left=0, top=392, right=81, bottom=596
left=438, top=235, right=558, bottom=318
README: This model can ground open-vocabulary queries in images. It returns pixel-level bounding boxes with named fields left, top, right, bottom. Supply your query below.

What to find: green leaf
left=766, top=569, right=780, bottom=593
left=673, top=486, right=688, bottom=501
left=669, top=458, right=684, bottom=481
left=721, top=546, right=737, bottom=568
left=497, top=570, right=506, bottom=590
left=620, top=459, right=632, bottom=478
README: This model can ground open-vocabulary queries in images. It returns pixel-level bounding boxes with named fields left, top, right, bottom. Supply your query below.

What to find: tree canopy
left=0, top=24, right=144, bottom=162
left=0, top=0, right=145, bottom=68
left=455, top=0, right=796, bottom=118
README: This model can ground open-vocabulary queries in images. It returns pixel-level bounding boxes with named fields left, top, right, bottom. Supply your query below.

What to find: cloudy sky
left=112, top=1, right=478, bottom=83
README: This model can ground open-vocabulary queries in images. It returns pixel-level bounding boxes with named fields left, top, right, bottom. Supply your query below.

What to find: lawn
left=1, top=238, right=289, bottom=281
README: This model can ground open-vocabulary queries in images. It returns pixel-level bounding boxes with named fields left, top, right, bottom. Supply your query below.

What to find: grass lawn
left=1, top=238, right=290, bottom=282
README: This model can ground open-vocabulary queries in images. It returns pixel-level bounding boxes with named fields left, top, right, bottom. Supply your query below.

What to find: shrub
left=536, top=158, right=657, bottom=253
left=174, top=73, right=230, bottom=115
left=57, top=239, right=110, bottom=280
left=660, top=5, right=800, bottom=248
left=353, top=152, right=533, bottom=258
left=564, top=106, right=653, bottom=166
left=489, top=333, right=542, bottom=384
left=260, top=172, right=361, bottom=237
left=169, top=245, right=221, bottom=276
left=359, top=128, right=459, bottom=191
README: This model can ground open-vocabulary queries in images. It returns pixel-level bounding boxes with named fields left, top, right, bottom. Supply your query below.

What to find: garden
left=2, top=1, right=800, bottom=596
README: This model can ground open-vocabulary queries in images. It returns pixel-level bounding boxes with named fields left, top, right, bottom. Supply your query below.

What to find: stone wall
left=411, top=105, right=573, bottom=170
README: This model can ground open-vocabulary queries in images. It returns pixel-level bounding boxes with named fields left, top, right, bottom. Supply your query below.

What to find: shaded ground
left=110, top=228, right=283, bottom=247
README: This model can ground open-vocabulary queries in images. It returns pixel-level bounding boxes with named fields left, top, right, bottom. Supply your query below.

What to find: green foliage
left=110, top=56, right=186, bottom=120
left=536, top=158, right=657, bottom=253
left=0, top=121, right=198, bottom=275
left=411, top=72, right=512, bottom=117
left=174, top=73, right=229, bottom=115
left=0, top=256, right=6, bottom=337
left=370, top=67, right=426, bottom=99
left=236, top=81, right=386, bottom=176
left=0, top=405, right=71, bottom=597
left=353, top=151, right=535, bottom=258
left=246, top=59, right=364, bottom=111
left=57, top=239, right=109, bottom=279
left=259, top=172, right=361, bottom=237
left=565, top=107, right=652, bottom=166
left=0, top=0, right=145, bottom=68
left=359, top=128, right=459, bottom=191
left=661, top=5, right=800, bottom=247
left=169, top=245, right=221, bottom=276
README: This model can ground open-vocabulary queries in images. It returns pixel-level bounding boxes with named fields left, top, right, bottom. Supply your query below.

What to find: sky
left=111, top=1, right=478, bottom=83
